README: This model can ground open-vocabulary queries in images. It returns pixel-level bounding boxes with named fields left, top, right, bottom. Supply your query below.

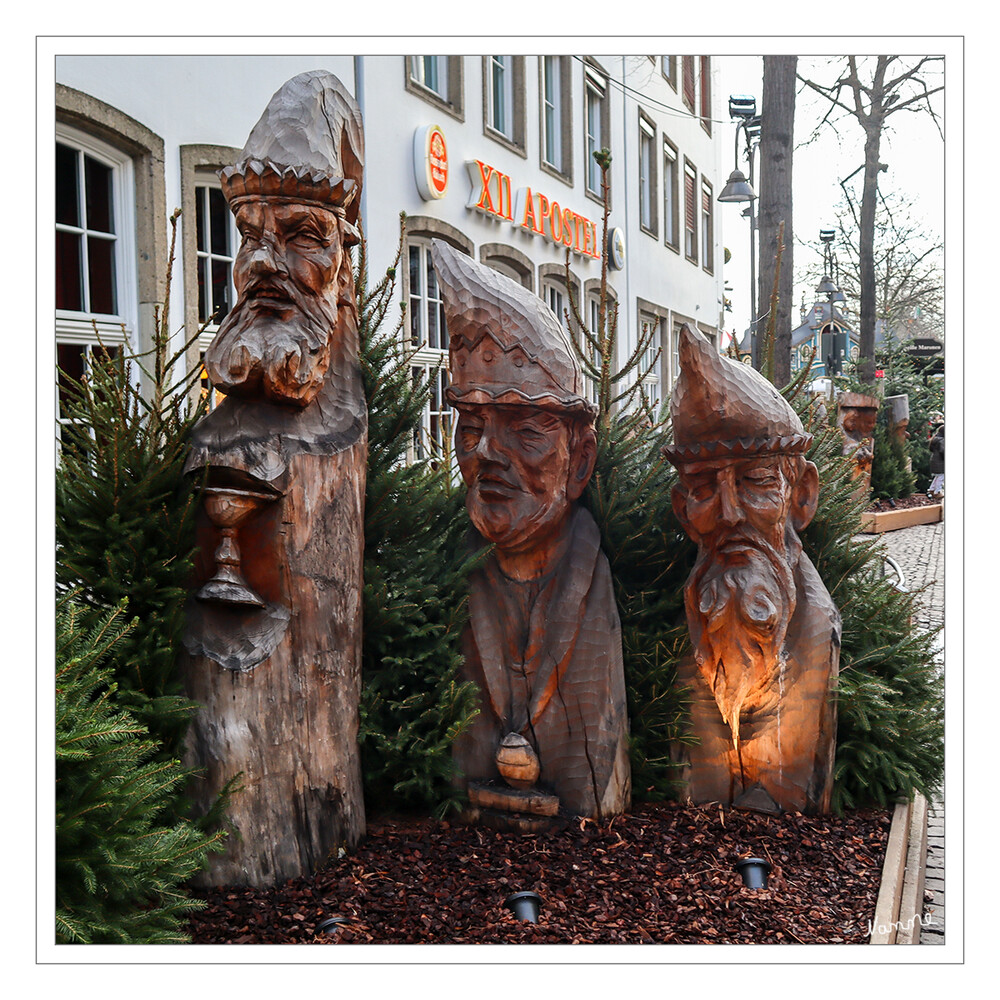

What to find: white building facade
left=55, top=54, right=726, bottom=448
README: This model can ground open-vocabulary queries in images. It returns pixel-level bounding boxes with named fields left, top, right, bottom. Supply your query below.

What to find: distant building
left=790, top=299, right=858, bottom=380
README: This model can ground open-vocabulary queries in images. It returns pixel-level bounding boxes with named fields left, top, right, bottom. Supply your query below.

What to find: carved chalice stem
left=197, top=487, right=276, bottom=608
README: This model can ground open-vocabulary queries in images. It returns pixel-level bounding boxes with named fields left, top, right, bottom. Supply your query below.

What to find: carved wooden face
left=204, top=200, right=345, bottom=406
left=455, top=404, right=594, bottom=554
left=674, top=456, right=797, bottom=555
left=232, top=201, right=342, bottom=307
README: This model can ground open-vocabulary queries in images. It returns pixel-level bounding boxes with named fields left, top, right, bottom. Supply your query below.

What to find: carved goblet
left=197, top=487, right=276, bottom=608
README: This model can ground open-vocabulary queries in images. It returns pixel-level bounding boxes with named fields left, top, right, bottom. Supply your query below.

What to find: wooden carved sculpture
left=837, top=391, right=880, bottom=494
left=181, top=71, right=367, bottom=885
left=431, top=240, right=630, bottom=827
left=664, top=325, right=840, bottom=814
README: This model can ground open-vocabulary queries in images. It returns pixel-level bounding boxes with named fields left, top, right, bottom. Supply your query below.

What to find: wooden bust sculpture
left=663, top=325, right=840, bottom=814
left=837, top=391, right=880, bottom=493
left=431, top=240, right=630, bottom=825
left=181, top=71, right=367, bottom=885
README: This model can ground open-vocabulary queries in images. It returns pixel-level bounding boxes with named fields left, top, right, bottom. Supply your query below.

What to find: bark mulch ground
left=868, top=492, right=939, bottom=513
left=187, top=800, right=891, bottom=945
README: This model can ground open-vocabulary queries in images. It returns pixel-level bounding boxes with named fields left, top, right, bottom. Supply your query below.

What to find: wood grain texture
left=432, top=240, right=629, bottom=822
left=180, top=71, right=367, bottom=886
left=665, top=325, right=840, bottom=814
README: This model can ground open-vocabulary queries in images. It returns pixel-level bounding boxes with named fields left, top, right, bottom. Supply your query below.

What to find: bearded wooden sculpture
left=431, top=241, right=630, bottom=827
left=664, top=325, right=840, bottom=814
left=181, top=71, right=366, bottom=885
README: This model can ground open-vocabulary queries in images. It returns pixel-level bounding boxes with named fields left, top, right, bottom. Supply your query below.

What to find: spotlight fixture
left=744, top=115, right=762, bottom=141
left=735, top=857, right=772, bottom=890
left=504, top=890, right=543, bottom=923
left=819, top=228, right=836, bottom=243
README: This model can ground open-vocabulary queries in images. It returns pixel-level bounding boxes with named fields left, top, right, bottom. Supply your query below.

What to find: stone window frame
left=404, top=56, right=466, bottom=123
left=699, top=56, right=713, bottom=135
left=538, top=262, right=583, bottom=336
left=56, top=85, right=167, bottom=361
left=683, top=156, right=699, bottom=265
left=701, top=176, right=715, bottom=275
left=401, top=217, right=474, bottom=464
left=638, top=109, right=658, bottom=239
left=662, top=133, right=680, bottom=253
left=636, top=296, right=669, bottom=406
left=179, top=143, right=242, bottom=409
left=582, top=277, right=618, bottom=404
left=661, top=56, right=677, bottom=91
left=538, top=55, right=573, bottom=186
left=479, top=241, right=535, bottom=292
left=582, top=58, right=612, bottom=208
left=482, top=56, right=527, bottom=157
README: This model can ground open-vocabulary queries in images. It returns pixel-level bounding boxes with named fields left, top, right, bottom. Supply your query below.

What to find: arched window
left=403, top=219, right=472, bottom=463
left=56, top=85, right=165, bottom=441
left=56, top=124, right=138, bottom=440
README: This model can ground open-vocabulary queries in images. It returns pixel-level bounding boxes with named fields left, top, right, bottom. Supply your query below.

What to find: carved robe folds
left=455, top=508, right=630, bottom=818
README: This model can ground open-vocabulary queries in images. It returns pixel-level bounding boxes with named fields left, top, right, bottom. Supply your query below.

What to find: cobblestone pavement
left=870, top=520, right=945, bottom=944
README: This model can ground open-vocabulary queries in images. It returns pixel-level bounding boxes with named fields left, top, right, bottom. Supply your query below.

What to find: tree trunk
left=858, top=123, right=883, bottom=383
left=757, top=55, right=796, bottom=386
left=181, top=379, right=368, bottom=887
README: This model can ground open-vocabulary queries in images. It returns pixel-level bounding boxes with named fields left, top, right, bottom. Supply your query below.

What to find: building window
left=488, top=56, right=513, bottom=138
left=701, top=179, right=714, bottom=273
left=405, top=56, right=465, bottom=120
left=56, top=126, right=137, bottom=435
left=411, top=56, right=448, bottom=100
left=480, top=242, right=535, bottom=291
left=195, top=183, right=237, bottom=328
left=638, top=114, right=657, bottom=236
left=682, top=56, right=696, bottom=112
left=540, top=55, right=572, bottom=181
left=584, top=65, right=609, bottom=200
left=56, top=138, right=123, bottom=317
left=661, top=56, right=676, bottom=90
left=639, top=312, right=661, bottom=411
left=482, top=56, right=525, bottom=153
left=684, top=161, right=698, bottom=263
left=699, top=56, right=712, bottom=133
left=407, top=238, right=452, bottom=460
left=663, top=137, right=679, bottom=251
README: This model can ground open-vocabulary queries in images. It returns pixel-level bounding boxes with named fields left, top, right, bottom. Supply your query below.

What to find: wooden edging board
left=860, top=504, right=943, bottom=534
left=869, top=793, right=929, bottom=944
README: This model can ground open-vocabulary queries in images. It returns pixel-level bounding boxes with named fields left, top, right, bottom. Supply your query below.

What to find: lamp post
left=718, top=97, right=762, bottom=366
left=817, top=228, right=846, bottom=376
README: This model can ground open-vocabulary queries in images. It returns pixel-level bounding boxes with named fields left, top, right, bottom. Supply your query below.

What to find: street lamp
left=817, top=228, right=846, bottom=375
left=718, top=97, right=762, bottom=366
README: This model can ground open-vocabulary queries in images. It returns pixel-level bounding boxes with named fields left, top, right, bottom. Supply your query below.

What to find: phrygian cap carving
left=431, top=239, right=596, bottom=418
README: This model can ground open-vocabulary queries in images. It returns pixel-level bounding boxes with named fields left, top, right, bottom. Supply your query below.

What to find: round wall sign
left=608, top=226, right=626, bottom=270
left=413, top=124, right=449, bottom=200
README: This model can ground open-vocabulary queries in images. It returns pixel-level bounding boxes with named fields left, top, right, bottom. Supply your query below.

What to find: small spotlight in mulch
left=504, top=890, right=543, bottom=922
left=317, top=915, right=351, bottom=936
left=735, top=857, right=772, bottom=890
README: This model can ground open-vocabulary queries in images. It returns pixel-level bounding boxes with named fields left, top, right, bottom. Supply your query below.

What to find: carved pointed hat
left=663, top=324, right=812, bottom=463
left=220, top=70, right=364, bottom=243
left=431, top=239, right=596, bottom=418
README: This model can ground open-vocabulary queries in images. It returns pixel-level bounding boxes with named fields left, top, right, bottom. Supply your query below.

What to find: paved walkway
left=874, top=520, right=945, bottom=944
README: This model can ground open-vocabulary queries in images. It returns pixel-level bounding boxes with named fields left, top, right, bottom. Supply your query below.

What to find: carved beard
left=686, top=533, right=797, bottom=743
left=205, top=278, right=340, bottom=408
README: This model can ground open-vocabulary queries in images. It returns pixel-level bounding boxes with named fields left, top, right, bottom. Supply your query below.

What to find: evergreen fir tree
left=564, top=151, right=695, bottom=799
left=869, top=402, right=917, bottom=501
left=56, top=596, right=223, bottom=943
left=790, top=378, right=943, bottom=810
left=55, top=210, right=205, bottom=762
left=355, top=215, right=481, bottom=816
